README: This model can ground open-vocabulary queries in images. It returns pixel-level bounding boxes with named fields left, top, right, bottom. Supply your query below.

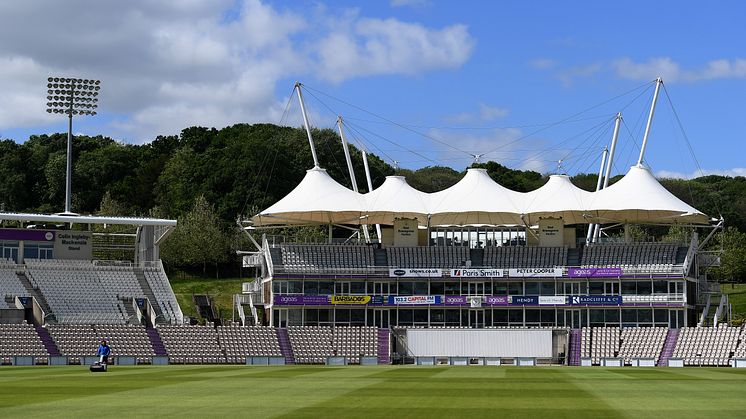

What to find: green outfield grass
left=0, top=366, right=745, bottom=418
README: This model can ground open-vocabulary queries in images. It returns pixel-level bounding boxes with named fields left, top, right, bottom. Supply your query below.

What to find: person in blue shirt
left=97, top=340, right=111, bottom=364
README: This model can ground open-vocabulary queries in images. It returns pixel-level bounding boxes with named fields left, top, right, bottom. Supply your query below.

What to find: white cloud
left=656, top=168, right=746, bottom=179
left=443, top=103, right=508, bottom=124
left=390, top=0, right=430, bottom=7
left=479, top=103, right=509, bottom=120
left=315, top=18, right=475, bottom=83
left=0, top=1, right=474, bottom=142
left=529, top=58, right=556, bottom=70
left=547, top=57, right=746, bottom=85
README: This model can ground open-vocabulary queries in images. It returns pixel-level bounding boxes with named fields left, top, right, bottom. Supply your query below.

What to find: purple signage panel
left=273, top=295, right=329, bottom=305
left=568, top=267, right=623, bottom=278
left=444, top=296, right=468, bottom=306
left=0, top=229, right=55, bottom=242
left=484, top=296, right=509, bottom=306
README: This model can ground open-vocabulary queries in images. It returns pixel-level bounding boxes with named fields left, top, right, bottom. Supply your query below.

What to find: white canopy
left=253, top=165, right=710, bottom=227
left=252, top=167, right=366, bottom=226
left=586, top=165, right=709, bottom=224
left=521, top=175, right=593, bottom=225
left=427, top=168, right=523, bottom=226
left=364, top=176, right=430, bottom=224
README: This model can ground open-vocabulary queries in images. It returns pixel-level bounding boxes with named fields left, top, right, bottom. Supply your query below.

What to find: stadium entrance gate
left=469, top=309, right=486, bottom=328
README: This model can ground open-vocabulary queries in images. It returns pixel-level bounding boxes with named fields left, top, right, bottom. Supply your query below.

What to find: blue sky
left=0, top=1, right=744, bottom=179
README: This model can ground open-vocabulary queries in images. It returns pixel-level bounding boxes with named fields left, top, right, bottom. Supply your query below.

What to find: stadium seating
left=158, top=324, right=225, bottom=364
left=0, top=323, right=47, bottom=357
left=386, top=246, right=469, bottom=269
left=279, top=245, right=375, bottom=273
left=483, top=246, right=567, bottom=268
left=581, top=243, right=679, bottom=271
left=287, top=326, right=378, bottom=364
left=590, top=327, right=619, bottom=365
left=46, top=324, right=155, bottom=360
left=47, top=324, right=100, bottom=356
left=217, top=325, right=282, bottom=363
left=672, top=325, right=741, bottom=366
left=0, top=266, right=27, bottom=308
left=142, top=265, right=183, bottom=323
left=618, top=327, right=667, bottom=365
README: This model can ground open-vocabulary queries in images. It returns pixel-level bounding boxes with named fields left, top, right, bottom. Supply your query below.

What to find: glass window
left=540, top=282, right=555, bottom=296
left=638, top=309, right=653, bottom=323
left=413, top=310, right=428, bottom=324
left=289, top=281, right=303, bottom=294
left=525, top=309, right=540, bottom=323
left=398, top=282, right=414, bottom=296
left=318, top=309, right=331, bottom=323
left=540, top=309, right=555, bottom=325
left=524, top=282, right=539, bottom=295
left=305, top=309, right=318, bottom=324
left=304, top=281, right=318, bottom=295
left=336, top=309, right=350, bottom=323
left=414, top=282, right=429, bottom=295
left=350, top=282, right=366, bottom=295
left=654, top=309, right=668, bottom=323
left=508, top=309, right=523, bottom=324
left=430, top=282, right=445, bottom=295
left=622, top=309, right=637, bottom=323
left=318, top=281, right=334, bottom=295
left=653, top=281, right=667, bottom=294
left=445, top=309, right=460, bottom=325
left=351, top=309, right=365, bottom=325
left=493, top=282, right=508, bottom=295
left=430, top=309, right=445, bottom=324
left=636, top=281, right=652, bottom=296
left=605, top=310, right=620, bottom=324
left=444, top=282, right=460, bottom=295
left=508, top=282, right=523, bottom=295
left=590, top=309, right=605, bottom=324
left=398, top=309, right=413, bottom=325
left=493, top=310, right=508, bottom=325
left=589, top=282, right=604, bottom=295
left=621, top=282, right=636, bottom=295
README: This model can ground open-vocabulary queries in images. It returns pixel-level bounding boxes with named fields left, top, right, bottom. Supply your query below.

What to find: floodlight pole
left=65, top=99, right=74, bottom=214
left=637, top=78, right=663, bottom=166
left=295, top=82, right=319, bottom=168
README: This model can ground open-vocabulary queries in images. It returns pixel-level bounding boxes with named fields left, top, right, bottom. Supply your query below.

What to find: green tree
left=161, top=195, right=231, bottom=277
left=709, top=227, right=746, bottom=284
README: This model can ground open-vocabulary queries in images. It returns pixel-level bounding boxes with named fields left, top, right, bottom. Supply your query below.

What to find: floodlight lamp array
left=45, top=77, right=101, bottom=116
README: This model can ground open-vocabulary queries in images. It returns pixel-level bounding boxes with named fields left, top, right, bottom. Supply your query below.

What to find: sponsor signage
left=568, top=267, right=623, bottom=278
left=450, top=268, right=504, bottom=278
left=484, top=296, right=509, bottom=306
left=508, top=268, right=563, bottom=278
left=389, top=268, right=442, bottom=278
left=273, top=295, right=329, bottom=305
left=470, top=297, right=482, bottom=308
left=54, top=231, right=92, bottom=260
left=331, top=295, right=371, bottom=305
left=539, top=296, right=567, bottom=305
left=570, top=295, right=623, bottom=305
left=444, top=296, right=468, bottom=306
left=510, top=296, right=539, bottom=305
left=388, top=295, right=441, bottom=305
left=0, top=229, right=55, bottom=242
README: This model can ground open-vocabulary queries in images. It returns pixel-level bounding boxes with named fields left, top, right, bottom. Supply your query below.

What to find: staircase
left=568, top=329, right=581, bottom=366
left=567, top=248, right=581, bottom=267
left=276, top=328, right=295, bottom=364
left=377, top=329, right=390, bottom=364
left=146, top=326, right=168, bottom=356
left=133, top=269, right=163, bottom=318
left=374, top=248, right=388, bottom=266
left=658, top=329, right=679, bottom=366
left=16, top=272, right=53, bottom=319
left=121, top=298, right=137, bottom=322
left=35, top=326, right=60, bottom=356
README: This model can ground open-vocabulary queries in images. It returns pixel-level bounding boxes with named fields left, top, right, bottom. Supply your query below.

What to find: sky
left=0, top=0, right=744, bottom=179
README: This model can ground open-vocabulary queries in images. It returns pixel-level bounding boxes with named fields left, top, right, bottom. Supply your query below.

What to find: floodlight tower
left=45, top=77, right=101, bottom=215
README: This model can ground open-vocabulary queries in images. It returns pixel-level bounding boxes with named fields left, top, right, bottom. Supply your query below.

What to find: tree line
left=0, top=123, right=744, bottom=281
